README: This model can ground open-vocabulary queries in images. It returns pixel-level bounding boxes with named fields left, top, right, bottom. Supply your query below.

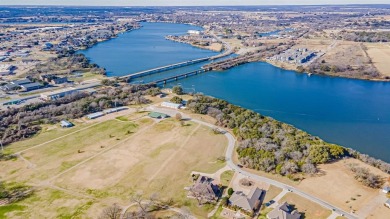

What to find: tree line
left=186, top=94, right=390, bottom=183
left=0, top=84, right=156, bottom=147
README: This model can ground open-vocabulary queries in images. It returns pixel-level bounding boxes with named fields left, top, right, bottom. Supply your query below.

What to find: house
left=385, top=199, right=390, bottom=208
left=0, top=64, right=15, bottom=75
left=382, top=186, right=390, bottom=193
left=161, top=101, right=181, bottom=109
left=188, top=176, right=220, bottom=203
left=148, top=112, right=169, bottom=119
left=229, top=187, right=263, bottom=213
left=60, top=120, right=73, bottom=128
left=267, top=202, right=301, bottom=219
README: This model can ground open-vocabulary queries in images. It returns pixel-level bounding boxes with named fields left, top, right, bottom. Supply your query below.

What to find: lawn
left=280, top=193, right=332, bottom=219
left=263, top=185, right=283, bottom=203
left=0, top=115, right=228, bottom=218
left=220, top=170, right=235, bottom=187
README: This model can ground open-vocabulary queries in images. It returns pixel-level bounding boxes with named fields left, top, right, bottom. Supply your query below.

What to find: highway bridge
left=119, top=57, right=210, bottom=82
left=148, top=69, right=208, bottom=85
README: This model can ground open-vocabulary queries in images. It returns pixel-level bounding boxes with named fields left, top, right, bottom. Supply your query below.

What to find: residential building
left=229, top=187, right=263, bottom=213
left=0, top=64, right=15, bottom=75
left=188, top=176, right=220, bottom=203
left=161, top=101, right=181, bottom=109
left=267, top=202, right=301, bottom=219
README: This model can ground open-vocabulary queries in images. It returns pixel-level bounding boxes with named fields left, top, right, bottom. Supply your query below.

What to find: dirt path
left=15, top=121, right=105, bottom=154
left=46, top=122, right=156, bottom=183
left=147, top=123, right=201, bottom=183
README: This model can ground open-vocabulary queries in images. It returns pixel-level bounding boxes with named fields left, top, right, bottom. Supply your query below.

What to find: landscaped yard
left=280, top=193, right=332, bottom=219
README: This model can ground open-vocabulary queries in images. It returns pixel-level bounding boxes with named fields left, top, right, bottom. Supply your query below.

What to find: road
left=148, top=106, right=358, bottom=219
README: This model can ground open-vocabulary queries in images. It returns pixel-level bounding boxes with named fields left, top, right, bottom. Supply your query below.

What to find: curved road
left=148, top=106, right=358, bottom=219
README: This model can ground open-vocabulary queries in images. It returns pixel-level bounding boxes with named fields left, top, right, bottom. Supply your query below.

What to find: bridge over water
left=119, top=57, right=210, bottom=82
left=148, top=69, right=209, bottom=85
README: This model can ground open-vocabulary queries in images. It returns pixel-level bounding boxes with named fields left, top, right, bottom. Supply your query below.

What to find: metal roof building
left=60, top=120, right=73, bottom=128
left=86, top=112, right=104, bottom=120
left=161, top=101, right=181, bottom=109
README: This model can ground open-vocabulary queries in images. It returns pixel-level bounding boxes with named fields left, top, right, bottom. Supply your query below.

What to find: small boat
left=308, top=73, right=312, bottom=77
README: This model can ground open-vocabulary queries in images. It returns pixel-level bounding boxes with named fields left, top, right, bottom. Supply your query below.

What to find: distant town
left=0, top=5, right=389, bottom=219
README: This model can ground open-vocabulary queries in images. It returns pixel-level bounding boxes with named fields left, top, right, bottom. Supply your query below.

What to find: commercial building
left=20, top=82, right=42, bottom=91
left=40, top=88, right=79, bottom=101
left=161, top=101, right=181, bottom=109
left=103, top=107, right=128, bottom=114
left=86, top=112, right=105, bottom=120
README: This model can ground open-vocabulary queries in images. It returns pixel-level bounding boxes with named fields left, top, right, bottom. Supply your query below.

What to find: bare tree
left=99, top=203, right=122, bottom=219
left=175, top=113, right=182, bottom=121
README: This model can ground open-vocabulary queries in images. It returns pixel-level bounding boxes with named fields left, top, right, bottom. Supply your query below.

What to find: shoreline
left=264, top=59, right=390, bottom=82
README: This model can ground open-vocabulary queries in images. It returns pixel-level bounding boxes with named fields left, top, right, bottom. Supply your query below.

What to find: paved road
left=148, top=106, right=359, bottom=219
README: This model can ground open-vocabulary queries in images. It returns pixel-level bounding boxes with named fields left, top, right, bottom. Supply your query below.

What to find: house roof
left=267, top=202, right=301, bottom=219
left=229, top=187, right=263, bottom=211
left=191, top=176, right=220, bottom=200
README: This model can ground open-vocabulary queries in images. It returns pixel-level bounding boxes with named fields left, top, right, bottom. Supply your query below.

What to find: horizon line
left=1, top=3, right=390, bottom=7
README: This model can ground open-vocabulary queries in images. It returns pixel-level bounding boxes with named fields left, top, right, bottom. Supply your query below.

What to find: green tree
left=227, top=188, right=234, bottom=196
left=172, top=86, right=183, bottom=95
left=309, top=145, right=331, bottom=164
left=170, top=96, right=183, bottom=104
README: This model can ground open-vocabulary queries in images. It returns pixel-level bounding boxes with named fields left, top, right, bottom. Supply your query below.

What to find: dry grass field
left=0, top=113, right=227, bottom=218
left=297, top=158, right=390, bottom=213
left=279, top=193, right=332, bottom=219
left=365, top=43, right=390, bottom=77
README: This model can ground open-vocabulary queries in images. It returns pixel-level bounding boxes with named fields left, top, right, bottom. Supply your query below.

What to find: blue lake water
left=81, top=22, right=390, bottom=162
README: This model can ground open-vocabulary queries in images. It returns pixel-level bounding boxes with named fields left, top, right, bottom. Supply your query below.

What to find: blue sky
left=0, top=0, right=388, bottom=6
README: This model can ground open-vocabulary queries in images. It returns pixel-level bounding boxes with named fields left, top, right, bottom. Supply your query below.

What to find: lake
left=81, top=22, right=390, bottom=162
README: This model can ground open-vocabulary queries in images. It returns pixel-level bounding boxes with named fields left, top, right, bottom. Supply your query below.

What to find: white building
left=188, top=30, right=201, bottom=35
left=161, top=101, right=181, bottom=109
left=0, top=64, right=15, bottom=76
left=40, top=88, right=78, bottom=101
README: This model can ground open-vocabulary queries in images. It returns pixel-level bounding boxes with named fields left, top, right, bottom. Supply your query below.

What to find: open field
left=233, top=148, right=389, bottom=216
left=0, top=112, right=227, bottom=218
left=296, top=158, right=390, bottom=213
left=280, top=193, right=332, bottom=219
left=365, top=43, right=390, bottom=77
